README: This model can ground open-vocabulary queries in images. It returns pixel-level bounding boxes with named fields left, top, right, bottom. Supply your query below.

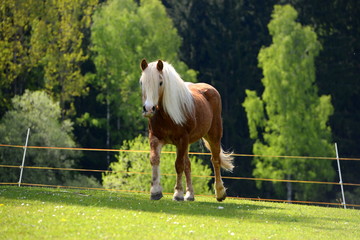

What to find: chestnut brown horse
left=140, top=59, right=233, bottom=202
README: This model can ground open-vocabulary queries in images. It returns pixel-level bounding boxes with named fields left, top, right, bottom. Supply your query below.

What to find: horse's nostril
left=152, top=106, right=156, bottom=112
left=143, top=105, right=146, bottom=112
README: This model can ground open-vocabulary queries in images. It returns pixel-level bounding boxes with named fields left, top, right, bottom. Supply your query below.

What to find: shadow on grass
left=0, top=185, right=333, bottom=226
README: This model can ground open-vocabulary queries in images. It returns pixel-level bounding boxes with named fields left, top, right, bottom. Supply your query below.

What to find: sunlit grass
left=0, top=186, right=359, bottom=239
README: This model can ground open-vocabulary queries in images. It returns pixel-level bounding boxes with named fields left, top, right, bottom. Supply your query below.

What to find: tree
left=89, top=0, right=196, bottom=162
left=0, top=0, right=40, bottom=115
left=30, top=0, right=97, bottom=117
left=0, top=0, right=97, bottom=118
left=242, top=5, right=335, bottom=201
left=103, top=135, right=213, bottom=195
left=279, top=0, right=360, bottom=197
left=0, top=90, right=99, bottom=187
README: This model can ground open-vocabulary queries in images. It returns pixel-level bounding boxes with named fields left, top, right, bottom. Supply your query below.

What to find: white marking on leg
left=151, top=165, right=162, bottom=194
left=184, top=156, right=194, bottom=201
left=173, top=172, right=184, bottom=201
left=215, top=180, right=226, bottom=201
left=184, top=191, right=194, bottom=201
left=173, top=189, right=184, bottom=200
left=149, top=138, right=163, bottom=199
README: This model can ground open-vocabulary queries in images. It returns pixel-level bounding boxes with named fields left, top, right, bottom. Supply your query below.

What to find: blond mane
left=161, top=62, right=194, bottom=125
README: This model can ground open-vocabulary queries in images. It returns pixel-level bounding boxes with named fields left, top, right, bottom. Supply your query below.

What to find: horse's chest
left=149, top=118, right=193, bottom=145
left=153, top=125, right=182, bottom=143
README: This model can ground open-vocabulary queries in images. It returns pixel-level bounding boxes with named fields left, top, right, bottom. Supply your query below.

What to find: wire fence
left=1, top=143, right=360, bottom=161
left=1, top=143, right=360, bottom=208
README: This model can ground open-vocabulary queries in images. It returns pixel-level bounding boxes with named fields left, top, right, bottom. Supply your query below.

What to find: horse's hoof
left=184, top=191, right=195, bottom=201
left=173, top=196, right=184, bottom=201
left=185, top=196, right=195, bottom=201
left=216, top=196, right=226, bottom=202
left=216, top=192, right=227, bottom=202
left=150, top=192, right=163, bottom=200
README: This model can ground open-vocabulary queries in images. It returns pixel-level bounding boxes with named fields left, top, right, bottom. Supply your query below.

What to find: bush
left=0, top=90, right=100, bottom=188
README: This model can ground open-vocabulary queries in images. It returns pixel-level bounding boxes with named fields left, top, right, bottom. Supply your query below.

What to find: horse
left=139, top=59, right=234, bottom=202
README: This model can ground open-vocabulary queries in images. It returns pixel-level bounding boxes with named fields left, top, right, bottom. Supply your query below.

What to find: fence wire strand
left=1, top=164, right=360, bottom=187
left=1, top=143, right=360, bottom=161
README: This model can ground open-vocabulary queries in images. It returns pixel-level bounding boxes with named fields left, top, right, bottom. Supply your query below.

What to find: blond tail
left=202, top=138, right=234, bottom=172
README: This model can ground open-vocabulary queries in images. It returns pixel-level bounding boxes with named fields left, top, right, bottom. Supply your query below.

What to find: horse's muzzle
left=142, top=105, right=156, bottom=118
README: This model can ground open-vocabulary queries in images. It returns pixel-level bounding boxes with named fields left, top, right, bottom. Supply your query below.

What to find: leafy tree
left=0, top=90, right=99, bottom=187
left=89, top=0, right=196, bottom=158
left=0, top=0, right=97, bottom=118
left=103, top=135, right=213, bottom=195
left=29, top=0, right=97, bottom=117
left=279, top=0, right=360, bottom=196
left=242, top=5, right=335, bottom=201
left=0, top=0, right=40, bottom=115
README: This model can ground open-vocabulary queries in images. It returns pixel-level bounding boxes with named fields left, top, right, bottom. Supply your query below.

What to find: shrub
left=0, top=90, right=100, bottom=188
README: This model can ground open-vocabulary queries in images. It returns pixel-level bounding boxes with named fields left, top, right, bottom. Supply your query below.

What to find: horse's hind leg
left=211, top=146, right=227, bottom=201
left=150, top=135, right=163, bottom=200
left=204, top=137, right=227, bottom=202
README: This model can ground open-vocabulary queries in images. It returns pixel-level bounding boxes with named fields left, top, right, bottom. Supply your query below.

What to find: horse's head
left=139, top=59, right=164, bottom=118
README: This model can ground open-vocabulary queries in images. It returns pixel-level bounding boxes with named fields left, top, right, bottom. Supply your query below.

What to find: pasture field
left=0, top=186, right=359, bottom=240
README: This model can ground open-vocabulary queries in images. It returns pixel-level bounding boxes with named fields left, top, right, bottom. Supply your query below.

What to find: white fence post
left=18, top=128, right=30, bottom=187
left=335, top=143, right=346, bottom=209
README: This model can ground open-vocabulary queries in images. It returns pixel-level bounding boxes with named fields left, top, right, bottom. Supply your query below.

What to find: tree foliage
left=280, top=0, right=360, bottom=188
left=0, top=90, right=99, bottom=187
left=0, top=0, right=38, bottom=113
left=243, top=5, right=335, bottom=200
left=103, top=135, right=213, bottom=195
left=0, top=0, right=97, bottom=118
left=30, top=0, right=97, bottom=116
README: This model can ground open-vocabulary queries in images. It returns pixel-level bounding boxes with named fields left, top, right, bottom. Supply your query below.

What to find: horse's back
left=189, top=83, right=222, bottom=112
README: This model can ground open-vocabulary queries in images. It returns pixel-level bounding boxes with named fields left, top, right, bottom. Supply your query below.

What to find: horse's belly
left=188, top=99, right=213, bottom=143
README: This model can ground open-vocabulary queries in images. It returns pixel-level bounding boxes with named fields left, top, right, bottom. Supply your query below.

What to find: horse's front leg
left=150, top=136, right=163, bottom=200
left=184, top=155, right=195, bottom=201
left=173, top=138, right=189, bottom=201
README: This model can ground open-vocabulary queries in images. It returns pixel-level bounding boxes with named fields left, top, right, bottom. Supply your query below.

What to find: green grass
left=0, top=186, right=359, bottom=240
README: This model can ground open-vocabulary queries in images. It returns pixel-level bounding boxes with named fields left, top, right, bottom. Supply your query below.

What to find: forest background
left=0, top=0, right=359, bottom=204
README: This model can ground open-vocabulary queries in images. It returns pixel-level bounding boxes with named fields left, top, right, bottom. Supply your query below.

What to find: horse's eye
left=160, top=81, right=163, bottom=87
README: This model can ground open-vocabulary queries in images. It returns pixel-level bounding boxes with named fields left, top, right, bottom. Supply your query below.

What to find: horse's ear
left=156, top=60, right=163, bottom=72
left=140, top=59, right=148, bottom=71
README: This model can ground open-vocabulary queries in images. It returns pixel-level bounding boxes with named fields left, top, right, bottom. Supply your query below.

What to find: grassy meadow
left=0, top=186, right=359, bottom=239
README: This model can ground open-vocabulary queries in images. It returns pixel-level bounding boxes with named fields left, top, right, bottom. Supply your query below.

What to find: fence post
left=18, top=128, right=30, bottom=187
left=335, top=143, right=346, bottom=209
